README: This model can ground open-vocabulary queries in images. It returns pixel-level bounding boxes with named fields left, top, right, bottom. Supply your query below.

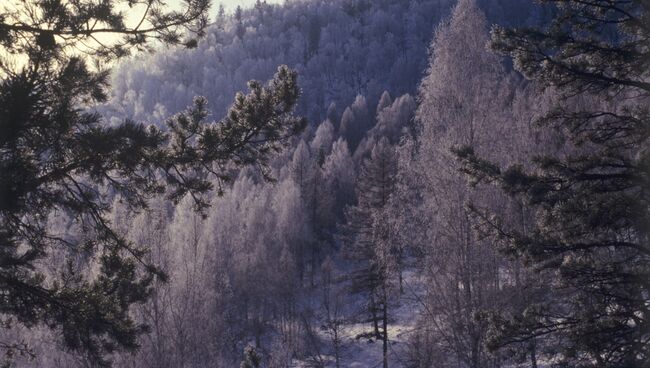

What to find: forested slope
left=103, top=0, right=538, bottom=126
left=4, top=0, right=646, bottom=367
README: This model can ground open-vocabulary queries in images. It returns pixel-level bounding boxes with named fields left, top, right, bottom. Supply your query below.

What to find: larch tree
left=339, top=94, right=372, bottom=152
left=412, top=0, right=517, bottom=366
left=291, top=139, right=315, bottom=227
left=372, top=93, right=416, bottom=143
left=319, top=256, right=346, bottom=368
left=310, top=119, right=336, bottom=163
left=323, top=138, right=356, bottom=225
left=326, top=102, right=339, bottom=130
left=121, top=198, right=174, bottom=368
left=165, top=195, right=215, bottom=367
left=376, top=91, right=393, bottom=116
left=341, top=137, right=397, bottom=368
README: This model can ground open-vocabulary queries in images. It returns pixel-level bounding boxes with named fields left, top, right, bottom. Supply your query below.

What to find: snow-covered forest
left=0, top=0, right=648, bottom=367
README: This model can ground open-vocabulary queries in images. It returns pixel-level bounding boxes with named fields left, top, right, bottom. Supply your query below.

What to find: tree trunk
left=530, top=339, right=538, bottom=368
left=334, top=326, right=341, bottom=368
left=382, top=295, right=388, bottom=368
left=370, top=294, right=380, bottom=338
left=399, top=267, right=403, bottom=294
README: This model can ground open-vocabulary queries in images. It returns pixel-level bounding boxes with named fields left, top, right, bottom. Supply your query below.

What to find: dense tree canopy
left=2, top=0, right=645, bottom=366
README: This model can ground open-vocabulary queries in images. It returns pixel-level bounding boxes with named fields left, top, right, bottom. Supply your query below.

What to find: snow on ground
left=294, top=269, right=427, bottom=368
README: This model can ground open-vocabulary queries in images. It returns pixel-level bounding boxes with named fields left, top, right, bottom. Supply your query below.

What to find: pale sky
left=0, top=0, right=286, bottom=70
left=217, top=0, right=282, bottom=10
left=186, top=0, right=284, bottom=17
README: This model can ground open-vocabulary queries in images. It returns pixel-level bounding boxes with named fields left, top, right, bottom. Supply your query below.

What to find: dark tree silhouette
left=455, top=1, right=650, bottom=366
left=0, top=0, right=306, bottom=365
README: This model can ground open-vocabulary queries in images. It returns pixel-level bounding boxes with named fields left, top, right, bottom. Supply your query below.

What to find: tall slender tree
left=341, top=137, right=397, bottom=368
left=411, top=1, right=513, bottom=366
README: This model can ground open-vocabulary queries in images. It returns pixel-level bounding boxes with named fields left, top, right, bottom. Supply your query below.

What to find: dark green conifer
left=455, top=1, right=650, bottom=366
left=0, top=1, right=305, bottom=365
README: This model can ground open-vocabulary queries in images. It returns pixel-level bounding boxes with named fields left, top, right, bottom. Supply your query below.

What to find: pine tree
left=455, top=1, right=650, bottom=366
left=0, top=0, right=209, bottom=60
left=0, top=1, right=306, bottom=365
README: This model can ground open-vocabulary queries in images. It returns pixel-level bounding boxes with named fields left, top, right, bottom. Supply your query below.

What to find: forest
left=0, top=0, right=648, bottom=367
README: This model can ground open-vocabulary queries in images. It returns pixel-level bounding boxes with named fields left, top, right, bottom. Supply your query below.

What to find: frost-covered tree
left=384, top=135, right=422, bottom=293
left=165, top=196, right=216, bottom=366
left=235, top=6, right=246, bottom=39
left=326, top=102, right=340, bottom=130
left=290, top=140, right=330, bottom=283
left=376, top=91, right=393, bottom=116
left=339, top=95, right=373, bottom=152
left=291, top=140, right=314, bottom=197
left=310, top=119, right=336, bottom=161
left=319, top=256, right=346, bottom=368
left=323, top=138, right=356, bottom=223
left=409, top=1, right=520, bottom=366
left=120, top=199, right=175, bottom=368
left=372, top=93, right=416, bottom=143
left=341, top=138, right=397, bottom=368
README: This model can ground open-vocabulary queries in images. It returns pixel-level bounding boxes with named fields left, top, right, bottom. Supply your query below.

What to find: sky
left=159, top=0, right=284, bottom=26
left=0, top=0, right=285, bottom=71
left=217, top=0, right=283, bottom=10
left=184, top=0, right=284, bottom=17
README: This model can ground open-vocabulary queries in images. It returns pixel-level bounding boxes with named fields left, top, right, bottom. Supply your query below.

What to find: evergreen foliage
left=455, top=1, right=650, bottom=366
left=0, top=0, right=305, bottom=365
